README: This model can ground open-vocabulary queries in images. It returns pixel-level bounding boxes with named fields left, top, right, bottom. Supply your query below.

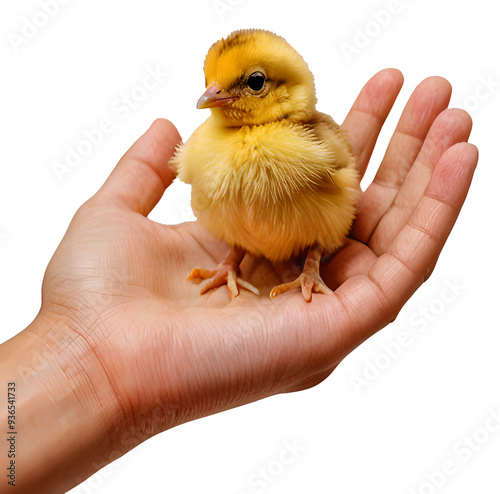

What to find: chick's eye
left=247, top=72, right=266, bottom=92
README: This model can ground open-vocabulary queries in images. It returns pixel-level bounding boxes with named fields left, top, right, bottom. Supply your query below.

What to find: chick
left=170, top=29, right=359, bottom=302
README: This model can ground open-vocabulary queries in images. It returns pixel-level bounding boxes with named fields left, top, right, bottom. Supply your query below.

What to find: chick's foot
left=187, top=246, right=259, bottom=300
left=270, top=245, right=333, bottom=303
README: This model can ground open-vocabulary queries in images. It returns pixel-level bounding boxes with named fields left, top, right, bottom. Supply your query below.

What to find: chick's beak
left=196, top=84, right=238, bottom=109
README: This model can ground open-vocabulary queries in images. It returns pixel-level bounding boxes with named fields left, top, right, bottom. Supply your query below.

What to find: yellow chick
left=170, top=29, right=359, bottom=302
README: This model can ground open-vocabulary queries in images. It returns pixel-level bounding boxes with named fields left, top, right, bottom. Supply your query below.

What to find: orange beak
left=196, top=84, right=238, bottom=109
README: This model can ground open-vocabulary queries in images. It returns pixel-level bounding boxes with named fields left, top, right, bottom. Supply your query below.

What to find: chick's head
left=198, top=29, right=317, bottom=126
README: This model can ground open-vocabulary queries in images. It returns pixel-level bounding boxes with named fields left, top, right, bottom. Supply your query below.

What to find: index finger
left=342, top=68, right=404, bottom=178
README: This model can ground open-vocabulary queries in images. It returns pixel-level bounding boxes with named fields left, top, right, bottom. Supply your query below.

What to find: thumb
left=97, top=118, right=181, bottom=216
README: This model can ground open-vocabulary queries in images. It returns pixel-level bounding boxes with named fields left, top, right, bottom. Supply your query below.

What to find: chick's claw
left=187, top=264, right=260, bottom=300
left=187, top=265, right=236, bottom=298
left=270, top=245, right=334, bottom=302
left=270, top=272, right=333, bottom=303
left=187, top=268, right=216, bottom=285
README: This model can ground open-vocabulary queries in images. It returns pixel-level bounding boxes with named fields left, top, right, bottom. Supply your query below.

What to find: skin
left=0, top=69, right=478, bottom=493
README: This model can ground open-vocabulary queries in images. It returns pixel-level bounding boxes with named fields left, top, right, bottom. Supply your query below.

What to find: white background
left=1, top=1, right=499, bottom=493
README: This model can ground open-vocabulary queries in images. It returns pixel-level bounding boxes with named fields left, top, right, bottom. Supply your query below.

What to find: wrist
left=0, top=310, right=128, bottom=493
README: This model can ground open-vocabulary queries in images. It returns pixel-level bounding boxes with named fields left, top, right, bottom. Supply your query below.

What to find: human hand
left=0, top=69, right=477, bottom=493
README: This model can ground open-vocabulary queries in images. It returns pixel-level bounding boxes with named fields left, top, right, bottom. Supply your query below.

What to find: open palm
left=38, top=69, right=477, bottom=442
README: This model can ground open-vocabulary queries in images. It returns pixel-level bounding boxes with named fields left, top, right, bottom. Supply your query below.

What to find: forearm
left=0, top=312, right=125, bottom=493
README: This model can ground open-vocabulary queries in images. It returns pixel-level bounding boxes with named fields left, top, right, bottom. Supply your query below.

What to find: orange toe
left=187, top=264, right=259, bottom=299
left=270, top=272, right=333, bottom=302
